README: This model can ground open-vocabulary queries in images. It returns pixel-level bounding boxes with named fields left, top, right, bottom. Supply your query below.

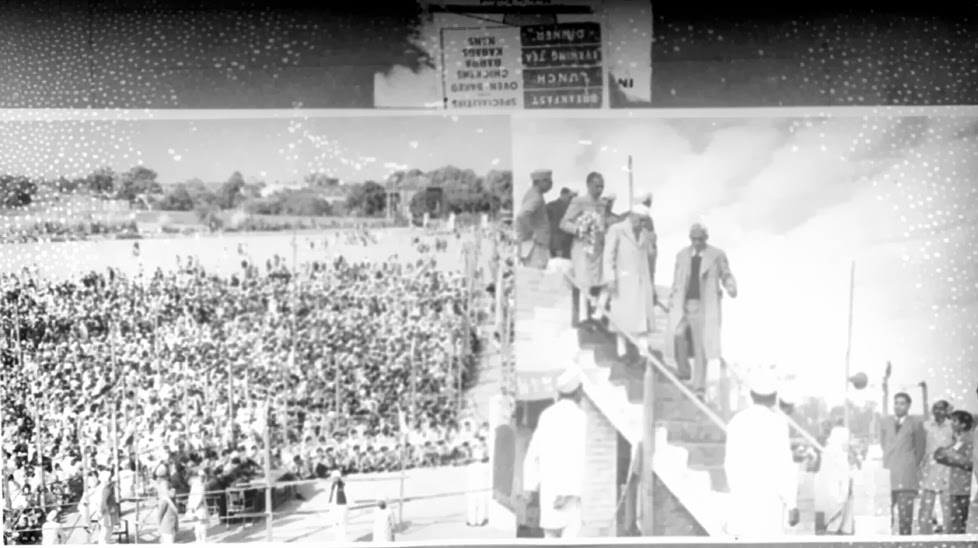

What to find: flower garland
left=575, top=211, right=603, bottom=256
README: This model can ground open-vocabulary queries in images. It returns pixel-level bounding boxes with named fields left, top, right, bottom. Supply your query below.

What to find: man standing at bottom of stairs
left=522, top=368, right=587, bottom=538
left=724, top=367, right=800, bottom=538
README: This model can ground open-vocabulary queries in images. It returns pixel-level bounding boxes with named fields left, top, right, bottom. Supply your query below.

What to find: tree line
left=0, top=165, right=514, bottom=220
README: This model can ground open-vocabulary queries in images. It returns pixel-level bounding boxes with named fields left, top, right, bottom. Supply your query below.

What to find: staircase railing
left=563, top=272, right=729, bottom=436
left=566, top=271, right=825, bottom=455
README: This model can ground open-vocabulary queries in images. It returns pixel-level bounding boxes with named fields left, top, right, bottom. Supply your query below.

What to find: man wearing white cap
left=523, top=368, right=587, bottom=538
left=724, top=368, right=799, bottom=538
left=601, top=204, right=657, bottom=357
left=665, top=222, right=737, bottom=401
left=516, top=169, right=553, bottom=269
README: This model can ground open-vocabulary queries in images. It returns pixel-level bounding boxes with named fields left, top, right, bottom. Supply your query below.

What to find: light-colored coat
left=814, top=426, right=850, bottom=519
left=516, top=187, right=551, bottom=266
left=523, top=398, right=586, bottom=533
left=665, top=245, right=736, bottom=362
left=724, top=404, right=798, bottom=538
left=559, top=194, right=606, bottom=287
left=880, top=415, right=926, bottom=492
left=602, top=219, right=657, bottom=335
left=920, top=419, right=953, bottom=491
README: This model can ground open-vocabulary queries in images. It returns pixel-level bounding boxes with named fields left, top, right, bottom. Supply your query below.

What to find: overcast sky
left=513, top=114, right=978, bottom=407
left=0, top=114, right=511, bottom=184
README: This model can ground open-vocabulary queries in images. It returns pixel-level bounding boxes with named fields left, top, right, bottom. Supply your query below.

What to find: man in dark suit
left=546, top=187, right=576, bottom=259
left=880, top=392, right=927, bottom=535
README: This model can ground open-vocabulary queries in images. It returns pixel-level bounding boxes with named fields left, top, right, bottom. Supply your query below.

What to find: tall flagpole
left=264, top=400, right=274, bottom=542
left=628, top=155, right=634, bottom=208
left=842, top=260, right=856, bottom=534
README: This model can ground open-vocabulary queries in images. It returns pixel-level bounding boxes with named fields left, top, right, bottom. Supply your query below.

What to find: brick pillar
left=581, top=394, right=618, bottom=536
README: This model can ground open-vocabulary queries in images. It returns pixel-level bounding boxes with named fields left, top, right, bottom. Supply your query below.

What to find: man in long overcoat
left=880, top=392, right=926, bottom=535
left=602, top=205, right=657, bottom=352
left=559, top=172, right=607, bottom=327
left=516, top=170, right=553, bottom=269
left=665, top=223, right=737, bottom=399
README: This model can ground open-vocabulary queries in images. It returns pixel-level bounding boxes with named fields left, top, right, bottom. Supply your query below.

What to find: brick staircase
left=516, top=266, right=816, bottom=537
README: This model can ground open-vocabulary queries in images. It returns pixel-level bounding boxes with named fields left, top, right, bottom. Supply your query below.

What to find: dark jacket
left=329, top=480, right=347, bottom=505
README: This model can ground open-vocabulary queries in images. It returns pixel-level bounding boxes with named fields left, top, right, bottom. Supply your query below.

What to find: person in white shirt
left=724, top=367, right=800, bottom=538
left=372, top=500, right=395, bottom=543
left=465, top=445, right=490, bottom=527
left=919, top=400, right=953, bottom=534
left=522, top=368, right=587, bottom=538
left=328, top=470, right=348, bottom=542
left=41, top=509, right=63, bottom=545
left=185, top=468, right=209, bottom=543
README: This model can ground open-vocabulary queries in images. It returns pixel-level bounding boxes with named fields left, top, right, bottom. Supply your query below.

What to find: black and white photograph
left=0, top=111, right=517, bottom=543
left=499, top=109, right=978, bottom=539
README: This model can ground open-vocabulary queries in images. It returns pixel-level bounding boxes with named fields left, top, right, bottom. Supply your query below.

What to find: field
left=0, top=226, right=485, bottom=279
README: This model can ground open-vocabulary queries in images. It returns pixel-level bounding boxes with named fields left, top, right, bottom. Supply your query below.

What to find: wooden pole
left=133, top=432, right=141, bottom=544
left=110, top=323, right=122, bottom=505
left=398, top=406, right=407, bottom=527
left=919, top=382, right=929, bottom=420
left=640, top=363, right=655, bottom=534
left=33, top=403, right=47, bottom=515
left=882, top=362, right=891, bottom=417
left=842, top=261, right=856, bottom=535
left=264, top=401, right=274, bottom=542
left=79, top=422, right=91, bottom=544
left=628, top=155, right=634, bottom=209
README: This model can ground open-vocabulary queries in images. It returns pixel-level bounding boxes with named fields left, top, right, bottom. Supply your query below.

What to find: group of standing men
left=881, top=392, right=976, bottom=535
left=516, top=168, right=738, bottom=400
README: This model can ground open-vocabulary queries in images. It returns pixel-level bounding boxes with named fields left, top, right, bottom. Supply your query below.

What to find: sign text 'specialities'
left=441, top=27, right=524, bottom=110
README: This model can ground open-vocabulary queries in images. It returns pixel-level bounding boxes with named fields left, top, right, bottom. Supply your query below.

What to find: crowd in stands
left=2, top=225, right=511, bottom=544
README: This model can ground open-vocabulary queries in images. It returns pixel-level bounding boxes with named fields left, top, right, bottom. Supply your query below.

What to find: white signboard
left=441, top=26, right=524, bottom=110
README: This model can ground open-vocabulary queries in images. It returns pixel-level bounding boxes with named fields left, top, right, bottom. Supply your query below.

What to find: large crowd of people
left=2, top=225, right=510, bottom=544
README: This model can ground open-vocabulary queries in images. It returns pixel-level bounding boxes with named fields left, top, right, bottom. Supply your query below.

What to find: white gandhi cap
left=747, top=367, right=779, bottom=397
left=556, top=368, right=583, bottom=395
left=631, top=204, right=651, bottom=217
left=778, top=383, right=800, bottom=406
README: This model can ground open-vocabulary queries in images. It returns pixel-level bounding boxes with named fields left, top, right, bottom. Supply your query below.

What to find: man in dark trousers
left=880, top=392, right=926, bottom=535
left=546, top=187, right=576, bottom=259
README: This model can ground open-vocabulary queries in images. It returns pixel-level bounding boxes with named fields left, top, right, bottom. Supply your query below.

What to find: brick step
left=672, top=441, right=725, bottom=468
left=686, top=464, right=729, bottom=493
left=658, top=418, right=726, bottom=444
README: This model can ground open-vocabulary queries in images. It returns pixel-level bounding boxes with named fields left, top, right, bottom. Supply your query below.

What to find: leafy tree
left=0, top=175, right=37, bottom=208
left=86, top=167, right=116, bottom=195
left=218, top=171, right=246, bottom=209
left=157, top=184, right=195, bottom=211
left=485, top=169, right=513, bottom=212
left=195, top=202, right=224, bottom=231
left=184, top=178, right=218, bottom=208
left=345, top=181, right=387, bottom=216
left=304, top=172, right=340, bottom=188
left=116, top=166, right=162, bottom=203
